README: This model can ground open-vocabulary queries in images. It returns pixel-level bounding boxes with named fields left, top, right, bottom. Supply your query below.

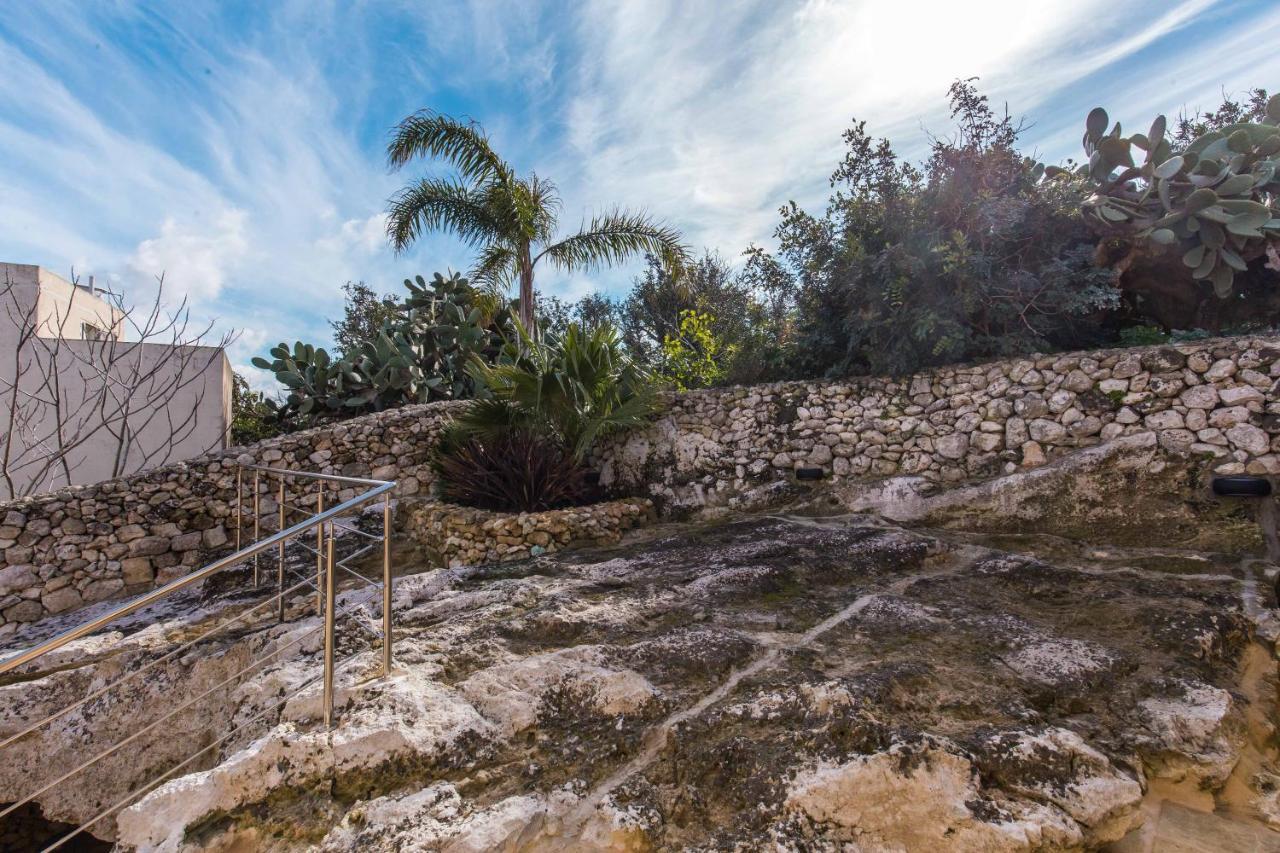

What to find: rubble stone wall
left=0, top=401, right=463, bottom=635
left=406, top=497, right=653, bottom=566
left=4, top=335, right=1280, bottom=631
left=595, top=335, right=1280, bottom=515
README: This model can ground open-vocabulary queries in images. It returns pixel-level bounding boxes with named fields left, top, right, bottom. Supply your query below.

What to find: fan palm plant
left=451, top=319, right=659, bottom=462
left=386, top=110, right=690, bottom=330
left=432, top=318, right=661, bottom=511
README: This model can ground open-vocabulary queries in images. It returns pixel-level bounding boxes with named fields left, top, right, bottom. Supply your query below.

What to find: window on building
left=81, top=322, right=107, bottom=341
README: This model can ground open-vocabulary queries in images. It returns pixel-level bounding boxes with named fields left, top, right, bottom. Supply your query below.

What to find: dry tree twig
left=0, top=269, right=236, bottom=499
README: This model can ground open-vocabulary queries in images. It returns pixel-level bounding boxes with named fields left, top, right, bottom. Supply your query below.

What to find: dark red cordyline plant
left=432, top=429, right=595, bottom=512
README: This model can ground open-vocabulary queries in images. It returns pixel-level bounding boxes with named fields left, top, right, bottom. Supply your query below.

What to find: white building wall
left=33, top=266, right=124, bottom=340
left=0, top=263, right=231, bottom=498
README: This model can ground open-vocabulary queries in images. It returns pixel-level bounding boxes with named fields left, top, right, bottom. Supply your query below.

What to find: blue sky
left=2, top=1, right=1278, bottom=388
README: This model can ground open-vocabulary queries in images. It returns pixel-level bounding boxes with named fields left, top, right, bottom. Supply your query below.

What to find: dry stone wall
left=406, top=497, right=653, bottom=566
left=595, top=335, right=1280, bottom=515
left=4, top=334, right=1280, bottom=633
left=0, top=401, right=463, bottom=636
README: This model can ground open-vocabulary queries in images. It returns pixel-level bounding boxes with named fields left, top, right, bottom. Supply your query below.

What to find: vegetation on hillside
left=252, top=272, right=507, bottom=428
left=742, top=80, right=1123, bottom=377
left=1069, top=90, right=1280, bottom=329
left=329, top=281, right=401, bottom=358
left=539, top=82, right=1278, bottom=382
left=252, top=81, right=1280, bottom=458
left=230, top=373, right=282, bottom=445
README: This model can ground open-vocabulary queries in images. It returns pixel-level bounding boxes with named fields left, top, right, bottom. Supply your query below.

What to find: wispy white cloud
left=0, top=5, right=436, bottom=352
left=543, top=0, right=1276, bottom=267
left=317, top=214, right=392, bottom=256
left=1024, top=3, right=1280, bottom=163
left=0, top=0, right=1276, bottom=370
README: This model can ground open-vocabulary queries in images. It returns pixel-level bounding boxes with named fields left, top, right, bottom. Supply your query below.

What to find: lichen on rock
left=3, top=442, right=1279, bottom=849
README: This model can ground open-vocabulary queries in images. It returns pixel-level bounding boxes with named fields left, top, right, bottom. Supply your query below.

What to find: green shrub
left=1117, top=325, right=1169, bottom=347
left=659, top=310, right=735, bottom=390
left=433, top=320, right=659, bottom=511
left=451, top=321, right=659, bottom=461
left=744, top=79, right=1118, bottom=378
left=230, top=373, right=282, bottom=445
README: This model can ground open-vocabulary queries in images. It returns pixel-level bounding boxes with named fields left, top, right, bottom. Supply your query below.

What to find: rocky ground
left=2, top=457, right=1280, bottom=851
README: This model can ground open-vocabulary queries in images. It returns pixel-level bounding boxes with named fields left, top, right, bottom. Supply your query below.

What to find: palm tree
left=385, top=110, right=690, bottom=330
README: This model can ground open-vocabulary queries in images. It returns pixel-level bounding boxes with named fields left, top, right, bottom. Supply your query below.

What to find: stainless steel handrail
left=242, top=464, right=391, bottom=485
left=0, top=464, right=398, bottom=851
left=0, top=571, right=310, bottom=753
left=0, top=475, right=393, bottom=676
left=40, top=591, right=382, bottom=852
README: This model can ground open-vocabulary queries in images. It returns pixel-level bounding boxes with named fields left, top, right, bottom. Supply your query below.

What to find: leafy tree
left=660, top=309, right=736, bottom=390
left=329, top=281, right=401, bottom=358
left=616, top=252, right=755, bottom=372
left=535, top=292, right=574, bottom=341
left=732, top=246, right=799, bottom=382
left=573, top=292, right=620, bottom=332
left=1172, top=88, right=1272, bottom=148
left=748, top=79, right=1117, bottom=377
left=536, top=290, right=620, bottom=341
left=385, top=110, right=691, bottom=329
left=230, top=372, right=281, bottom=444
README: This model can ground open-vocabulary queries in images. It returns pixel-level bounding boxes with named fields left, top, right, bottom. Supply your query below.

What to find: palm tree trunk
left=518, top=245, right=535, bottom=332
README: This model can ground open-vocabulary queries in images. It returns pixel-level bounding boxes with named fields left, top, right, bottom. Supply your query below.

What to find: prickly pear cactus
left=252, top=271, right=503, bottom=424
left=1064, top=95, right=1280, bottom=298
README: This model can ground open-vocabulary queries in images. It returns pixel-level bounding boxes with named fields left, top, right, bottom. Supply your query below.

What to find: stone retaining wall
left=0, top=401, right=463, bottom=636
left=595, top=336, right=1280, bottom=516
left=4, top=334, right=1280, bottom=632
left=406, top=498, right=653, bottom=566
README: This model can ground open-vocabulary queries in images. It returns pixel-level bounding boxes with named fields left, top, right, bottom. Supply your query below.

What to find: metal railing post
left=316, top=487, right=324, bottom=616
left=323, top=529, right=337, bottom=729
left=382, top=499, right=393, bottom=676
left=252, top=470, right=261, bottom=586
left=277, top=478, right=286, bottom=622
left=0, top=466, right=395, bottom=842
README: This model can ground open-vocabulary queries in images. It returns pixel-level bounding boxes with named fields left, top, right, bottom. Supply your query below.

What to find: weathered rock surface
left=839, top=431, right=1264, bottom=553
left=1, top=488, right=1270, bottom=850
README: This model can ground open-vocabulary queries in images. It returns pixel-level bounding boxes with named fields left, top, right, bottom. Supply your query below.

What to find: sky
left=1, top=0, right=1278, bottom=389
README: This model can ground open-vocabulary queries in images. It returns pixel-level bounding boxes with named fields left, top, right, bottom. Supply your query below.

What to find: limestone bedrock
left=3, top=439, right=1276, bottom=850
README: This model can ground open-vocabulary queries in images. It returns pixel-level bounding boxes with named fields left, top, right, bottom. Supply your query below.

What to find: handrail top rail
left=0, top=475, right=394, bottom=676
left=239, top=464, right=391, bottom=488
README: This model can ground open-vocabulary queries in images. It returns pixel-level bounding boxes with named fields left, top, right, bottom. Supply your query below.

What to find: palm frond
left=387, top=110, right=513, bottom=186
left=476, top=180, right=533, bottom=241
left=571, top=386, right=657, bottom=460
left=386, top=178, right=503, bottom=253
left=535, top=209, right=691, bottom=276
left=464, top=317, right=661, bottom=463
left=523, top=173, right=562, bottom=243
left=470, top=243, right=518, bottom=294
left=448, top=396, right=532, bottom=440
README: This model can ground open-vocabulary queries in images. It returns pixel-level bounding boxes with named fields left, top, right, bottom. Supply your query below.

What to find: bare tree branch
left=0, top=270, right=236, bottom=499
